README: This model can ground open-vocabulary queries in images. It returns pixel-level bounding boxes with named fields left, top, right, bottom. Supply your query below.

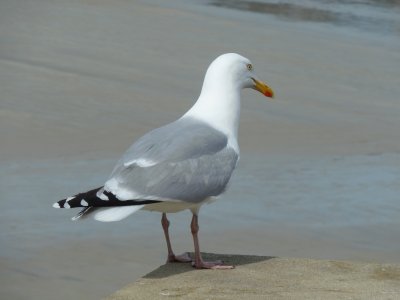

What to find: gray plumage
left=100, top=116, right=239, bottom=203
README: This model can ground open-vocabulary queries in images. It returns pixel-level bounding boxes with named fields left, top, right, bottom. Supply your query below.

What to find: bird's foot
left=192, top=259, right=235, bottom=269
left=167, top=252, right=192, bottom=263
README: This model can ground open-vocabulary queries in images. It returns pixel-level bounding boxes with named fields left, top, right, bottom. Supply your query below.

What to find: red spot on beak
left=264, top=90, right=274, bottom=98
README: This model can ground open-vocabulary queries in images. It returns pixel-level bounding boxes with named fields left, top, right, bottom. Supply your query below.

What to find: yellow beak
left=252, top=78, right=274, bottom=98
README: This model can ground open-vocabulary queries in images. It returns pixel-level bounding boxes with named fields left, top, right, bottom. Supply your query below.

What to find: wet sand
left=1, top=0, right=400, bottom=299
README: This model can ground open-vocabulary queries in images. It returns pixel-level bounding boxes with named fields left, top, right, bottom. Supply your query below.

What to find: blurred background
left=1, top=0, right=399, bottom=299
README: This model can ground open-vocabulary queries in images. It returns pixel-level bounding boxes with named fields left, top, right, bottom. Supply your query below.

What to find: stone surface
left=107, top=253, right=400, bottom=299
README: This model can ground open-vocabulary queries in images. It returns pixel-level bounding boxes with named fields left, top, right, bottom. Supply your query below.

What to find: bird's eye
left=247, top=64, right=253, bottom=71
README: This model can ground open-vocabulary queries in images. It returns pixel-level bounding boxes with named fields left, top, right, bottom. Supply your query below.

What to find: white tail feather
left=93, top=205, right=144, bottom=222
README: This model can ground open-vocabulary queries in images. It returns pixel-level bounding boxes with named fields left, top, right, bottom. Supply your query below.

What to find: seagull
left=53, top=53, right=274, bottom=269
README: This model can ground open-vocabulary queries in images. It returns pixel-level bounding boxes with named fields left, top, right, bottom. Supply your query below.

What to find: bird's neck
left=183, top=82, right=241, bottom=151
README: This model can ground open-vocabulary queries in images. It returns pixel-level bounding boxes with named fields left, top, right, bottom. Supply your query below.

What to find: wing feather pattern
left=54, top=117, right=239, bottom=212
left=102, top=117, right=239, bottom=203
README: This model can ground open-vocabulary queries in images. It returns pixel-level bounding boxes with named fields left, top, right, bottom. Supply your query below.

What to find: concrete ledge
left=106, top=253, right=400, bottom=299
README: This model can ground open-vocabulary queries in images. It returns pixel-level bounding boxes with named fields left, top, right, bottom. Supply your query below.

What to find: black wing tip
left=53, top=187, right=161, bottom=209
left=53, top=186, right=103, bottom=209
left=71, top=207, right=93, bottom=221
left=53, top=198, right=73, bottom=209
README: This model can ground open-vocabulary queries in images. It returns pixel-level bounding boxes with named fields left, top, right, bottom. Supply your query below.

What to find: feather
left=93, top=205, right=144, bottom=222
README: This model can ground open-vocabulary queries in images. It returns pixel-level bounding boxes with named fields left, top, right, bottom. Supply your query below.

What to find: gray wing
left=101, top=117, right=239, bottom=203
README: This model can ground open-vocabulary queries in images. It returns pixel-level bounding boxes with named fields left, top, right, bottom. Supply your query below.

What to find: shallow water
left=209, top=0, right=400, bottom=37
left=1, top=0, right=400, bottom=299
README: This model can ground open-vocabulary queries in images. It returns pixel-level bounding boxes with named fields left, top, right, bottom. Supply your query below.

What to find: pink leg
left=190, top=214, right=234, bottom=269
left=161, top=213, right=192, bottom=263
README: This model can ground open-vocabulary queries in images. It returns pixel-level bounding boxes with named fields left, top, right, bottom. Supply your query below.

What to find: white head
left=200, top=53, right=274, bottom=98
left=184, top=53, right=274, bottom=150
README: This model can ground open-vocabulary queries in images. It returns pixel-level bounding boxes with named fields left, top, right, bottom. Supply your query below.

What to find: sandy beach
left=1, top=0, right=400, bottom=299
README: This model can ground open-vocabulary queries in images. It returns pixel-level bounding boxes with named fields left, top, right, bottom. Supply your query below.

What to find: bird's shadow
left=143, top=252, right=275, bottom=279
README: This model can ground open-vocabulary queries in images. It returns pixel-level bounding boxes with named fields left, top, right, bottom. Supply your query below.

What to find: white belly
left=142, top=198, right=215, bottom=213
